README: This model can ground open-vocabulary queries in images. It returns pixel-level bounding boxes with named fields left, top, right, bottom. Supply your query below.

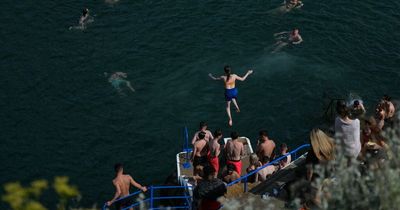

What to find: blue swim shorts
left=225, top=88, right=238, bottom=101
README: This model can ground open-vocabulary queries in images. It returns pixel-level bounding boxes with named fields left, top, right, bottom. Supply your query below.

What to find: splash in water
left=267, top=0, right=304, bottom=15
left=69, top=8, right=94, bottom=31
left=104, top=0, right=120, bottom=5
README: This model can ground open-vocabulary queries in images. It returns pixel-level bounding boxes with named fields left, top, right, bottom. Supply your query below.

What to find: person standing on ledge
left=209, top=66, right=253, bottom=126
left=107, top=163, right=147, bottom=210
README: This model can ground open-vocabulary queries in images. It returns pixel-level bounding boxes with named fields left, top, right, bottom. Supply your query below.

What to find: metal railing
left=103, top=134, right=310, bottom=210
left=226, top=143, right=311, bottom=192
left=102, top=185, right=192, bottom=210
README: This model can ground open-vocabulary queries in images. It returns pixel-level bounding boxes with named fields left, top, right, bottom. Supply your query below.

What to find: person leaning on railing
left=106, top=163, right=147, bottom=209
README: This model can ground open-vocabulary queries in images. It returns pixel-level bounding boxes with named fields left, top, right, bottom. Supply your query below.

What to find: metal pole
left=150, top=186, right=154, bottom=209
left=244, top=177, right=248, bottom=192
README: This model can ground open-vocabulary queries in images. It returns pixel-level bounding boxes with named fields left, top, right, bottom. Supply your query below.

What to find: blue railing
left=102, top=143, right=310, bottom=209
left=102, top=185, right=192, bottom=210
left=226, top=143, right=310, bottom=192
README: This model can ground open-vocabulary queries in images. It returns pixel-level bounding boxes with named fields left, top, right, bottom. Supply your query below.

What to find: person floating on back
left=209, top=66, right=253, bottom=126
left=107, top=163, right=147, bottom=210
left=272, top=28, right=303, bottom=53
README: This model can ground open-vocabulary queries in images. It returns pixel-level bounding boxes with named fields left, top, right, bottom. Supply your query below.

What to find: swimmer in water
left=79, top=8, right=90, bottom=27
left=209, top=66, right=253, bottom=126
left=272, top=28, right=303, bottom=53
left=107, top=72, right=135, bottom=93
left=284, top=0, right=303, bottom=10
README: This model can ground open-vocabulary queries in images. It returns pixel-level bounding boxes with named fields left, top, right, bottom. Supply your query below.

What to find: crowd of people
left=103, top=94, right=397, bottom=210
left=188, top=121, right=295, bottom=209
left=298, top=95, right=397, bottom=209
left=332, top=95, right=396, bottom=167
left=190, top=94, right=397, bottom=209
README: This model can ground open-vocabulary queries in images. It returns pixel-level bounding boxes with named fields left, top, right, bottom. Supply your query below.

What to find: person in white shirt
left=335, top=100, right=361, bottom=165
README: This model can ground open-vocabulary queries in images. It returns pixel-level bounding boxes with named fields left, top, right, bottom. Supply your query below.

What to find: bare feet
left=228, top=119, right=233, bottom=127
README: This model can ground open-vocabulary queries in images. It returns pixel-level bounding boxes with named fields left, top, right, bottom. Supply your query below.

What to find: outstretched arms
left=274, top=31, right=289, bottom=36
left=236, top=70, right=253, bottom=81
left=208, top=73, right=222, bottom=81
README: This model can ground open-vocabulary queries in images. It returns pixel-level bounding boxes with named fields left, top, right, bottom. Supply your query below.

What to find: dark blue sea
left=1, top=0, right=399, bottom=207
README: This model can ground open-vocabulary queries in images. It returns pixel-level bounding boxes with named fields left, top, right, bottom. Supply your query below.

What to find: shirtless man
left=107, top=163, right=147, bottom=209
left=225, top=131, right=244, bottom=175
left=257, top=130, right=276, bottom=161
left=208, top=129, right=222, bottom=177
left=192, top=121, right=214, bottom=145
left=191, top=132, right=209, bottom=176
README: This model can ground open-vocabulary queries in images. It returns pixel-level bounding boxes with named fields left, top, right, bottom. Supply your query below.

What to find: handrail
left=227, top=144, right=310, bottom=188
left=102, top=185, right=192, bottom=210
left=102, top=144, right=311, bottom=210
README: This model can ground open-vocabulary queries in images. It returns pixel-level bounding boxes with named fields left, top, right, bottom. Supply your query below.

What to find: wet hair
left=259, top=130, right=268, bottom=137
left=199, top=121, right=207, bottom=129
left=280, top=143, right=288, bottom=150
left=224, top=65, right=232, bottom=82
left=214, top=129, right=222, bottom=138
left=198, top=131, right=206, bottom=139
left=82, top=8, right=89, bottom=16
left=336, top=100, right=349, bottom=117
left=114, top=163, right=123, bottom=173
left=353, top=100, right=360, bottom=106
left=230, top=131, right=239, bottom=140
